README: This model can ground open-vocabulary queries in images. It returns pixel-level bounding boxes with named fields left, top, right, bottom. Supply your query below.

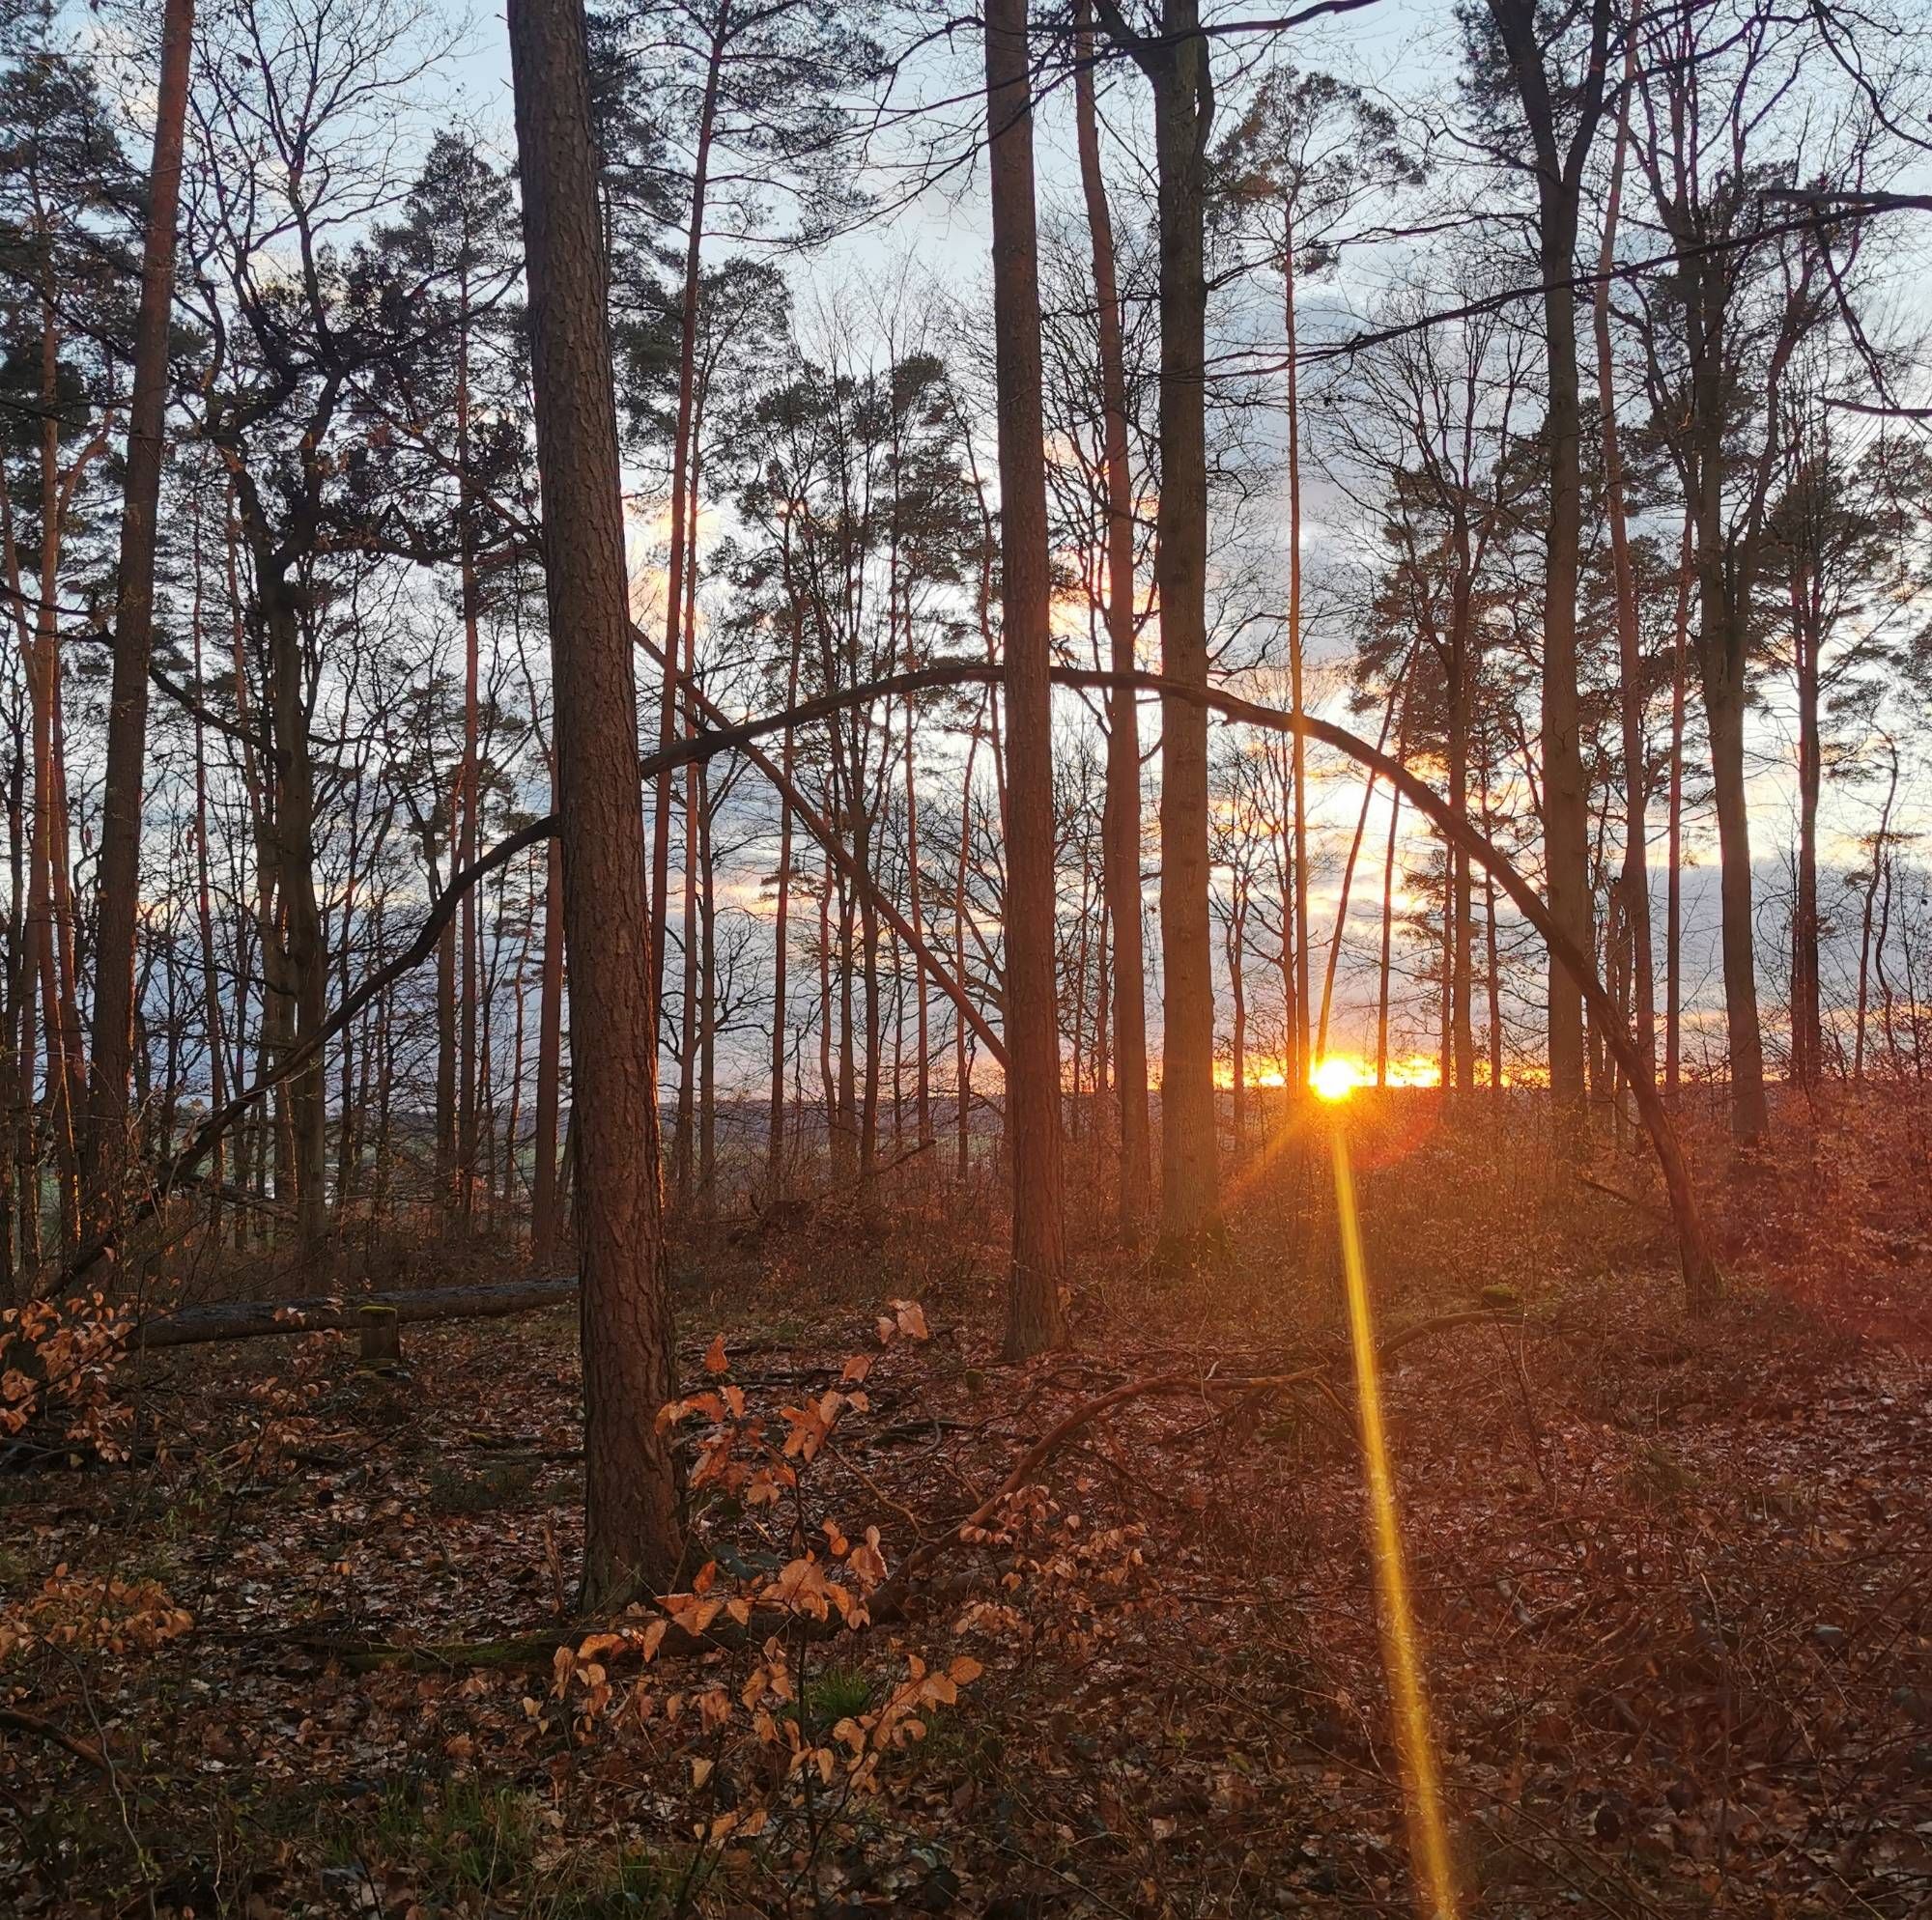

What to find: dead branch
left=0, top=1705, right=109, bottom=1770
left=129, top=1277, right=579, bottom=1352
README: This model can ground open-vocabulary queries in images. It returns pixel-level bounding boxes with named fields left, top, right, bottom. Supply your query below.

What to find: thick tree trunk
left=1146, top=1, right=1220, bottom=1249
left=87, top=0, right=196, bottom=1222
left=507, top=0, right=683, bottom=1603
left=983, top=0, right=1067, bottom=1359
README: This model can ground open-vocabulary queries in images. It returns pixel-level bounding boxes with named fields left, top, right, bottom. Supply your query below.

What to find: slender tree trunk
left=1594, top=4, right=1656, bottom=1087
left=189, top=489, right=228, bottom=1196
left=87, top=0, right=196, bottom=1220
left=1377, top=713, right=1407, bottom=1087
left=1320, top=672, right=1404, bottom=1058
left=673, top=449, right=703, bottom=1211
left=457, top=296, right=483, bottom=1217
left=29, top=306, right=77, bottom=1249
left=1283, top=205, right=1312, bottom=1090
left=1226, top=889, right=1247, bottom=1152
left=508, top=0, right=683, bottom=1600
left=1853, top=760, right=1896, bottom=1083
left=266, top=586, right=327, bottom=1238
left=768, top=605, right=801, bottom=1198
left=1664, top=516, right=1690, bottom=1102
left=955, top=711, right=983, bottom=1181
left=531, top=831, right=565, bottom=1262
left=903, top=712, right=932, bottom=1154
left=984, top=0, right=1067, bottom=1356
left=819, top=853, right=837, bottom=1178
left=649, top=16, right=725, bottom=1031
left=1790, top=564, right=1823, bottom=1090
left=435, top=822, right=459, bottom=1200
left=1073, top=2, right=1151, bottom=1237
left=1684, top=246, right=1769, bottom=1140
left=1485, top=0, right=1606, bottom=1130
left=697, top=767, right=717, bottom=1216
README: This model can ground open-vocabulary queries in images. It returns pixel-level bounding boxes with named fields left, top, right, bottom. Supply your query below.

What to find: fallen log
left=132, top=1277, right=578, bottom=1351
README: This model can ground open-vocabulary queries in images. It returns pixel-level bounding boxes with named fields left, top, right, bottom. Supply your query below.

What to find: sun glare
left=1311, top=1057, right=1359, bottom=1103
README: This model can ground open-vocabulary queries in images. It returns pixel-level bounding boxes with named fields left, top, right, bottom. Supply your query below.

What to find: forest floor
left=4, top=1109, right=1931, bottom=1918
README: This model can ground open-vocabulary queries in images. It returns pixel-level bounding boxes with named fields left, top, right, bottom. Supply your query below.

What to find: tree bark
left=1484, top=0, right=1609, bottom=1131
left=1073, top=0, right=1151, bottom=1237
left=507, top=0, right=683, bottom=1602
left=1141, top=0, right=1220, bottom=1248
left=983, top=0, right=1067, bottom=1358
left=530, top=830, right=565, bottom=1262
left=1283, top=203, right=1311, bottom=1089
left=1593, top=0, right=1656, bottom=1088
left=87, top=0, right=196, bottom=1222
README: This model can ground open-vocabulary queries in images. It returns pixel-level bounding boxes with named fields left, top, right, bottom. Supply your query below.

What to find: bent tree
left=506, top=0, right=683, bottom=1600
left=82, top=657, right=1722, bottom=1326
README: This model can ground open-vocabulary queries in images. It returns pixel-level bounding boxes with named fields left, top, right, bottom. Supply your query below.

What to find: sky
left=420, top=0, right=1932, bottom=1080
left=87, top=0, right=1932, bottom=1088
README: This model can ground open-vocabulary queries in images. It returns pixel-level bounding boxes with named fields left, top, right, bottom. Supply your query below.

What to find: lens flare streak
left=1331, top=1122, right=1460, bottom=1920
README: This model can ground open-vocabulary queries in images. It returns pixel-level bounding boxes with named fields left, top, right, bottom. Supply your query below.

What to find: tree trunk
left=983, top=0, right=1067, bottom=1358
left=648, top=14, right=725, bottom=1029
left=530, top=830, right=565, bottom=1262
left=1701, top=637, right=1769, bottom=1136
left=457, top=294, right=483, bottom=1218
left=1283, top=204, right=1312, bottom=1090
left=1594, top=3, right=1656, bottom=1089
left=1663, top=517, right=1690, bottom=1101
left=1320, top=671, right=1404, bottom=1058
left=435, top=823, right=459, bottom=1199
left=1790, top=565, right=1822, bottom=1089
left=266, top=586, right=328, bottom=1239
left=768, top=602, right=802, bottom=1198
left=507, top=0, right=683, bottom=1603
left=86, top=0, right=196, bottom=1223
left=1073, top=0, right=1151, bottom=1236
left=1484, top=0, right=1606, bottom=1131
left=1145, top=0, right=1219, bottom=1249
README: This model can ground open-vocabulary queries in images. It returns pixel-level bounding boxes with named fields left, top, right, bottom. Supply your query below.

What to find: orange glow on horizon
left=1215, top=1052, right=1448, bottom=1092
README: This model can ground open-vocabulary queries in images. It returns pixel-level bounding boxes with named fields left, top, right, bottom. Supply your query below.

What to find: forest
left=2, top=0, right=1931, bottom=1911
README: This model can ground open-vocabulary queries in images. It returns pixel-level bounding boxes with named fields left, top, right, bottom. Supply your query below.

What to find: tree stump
left=358, top=1305, right=401, bottom=1368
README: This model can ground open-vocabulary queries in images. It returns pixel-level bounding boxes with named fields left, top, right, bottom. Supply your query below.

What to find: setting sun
left=1311, top=1057, right=1360, bottom=1103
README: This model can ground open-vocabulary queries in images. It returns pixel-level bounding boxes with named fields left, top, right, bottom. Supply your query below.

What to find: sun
left=1311, top=1057, right=1359, bottom=1103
